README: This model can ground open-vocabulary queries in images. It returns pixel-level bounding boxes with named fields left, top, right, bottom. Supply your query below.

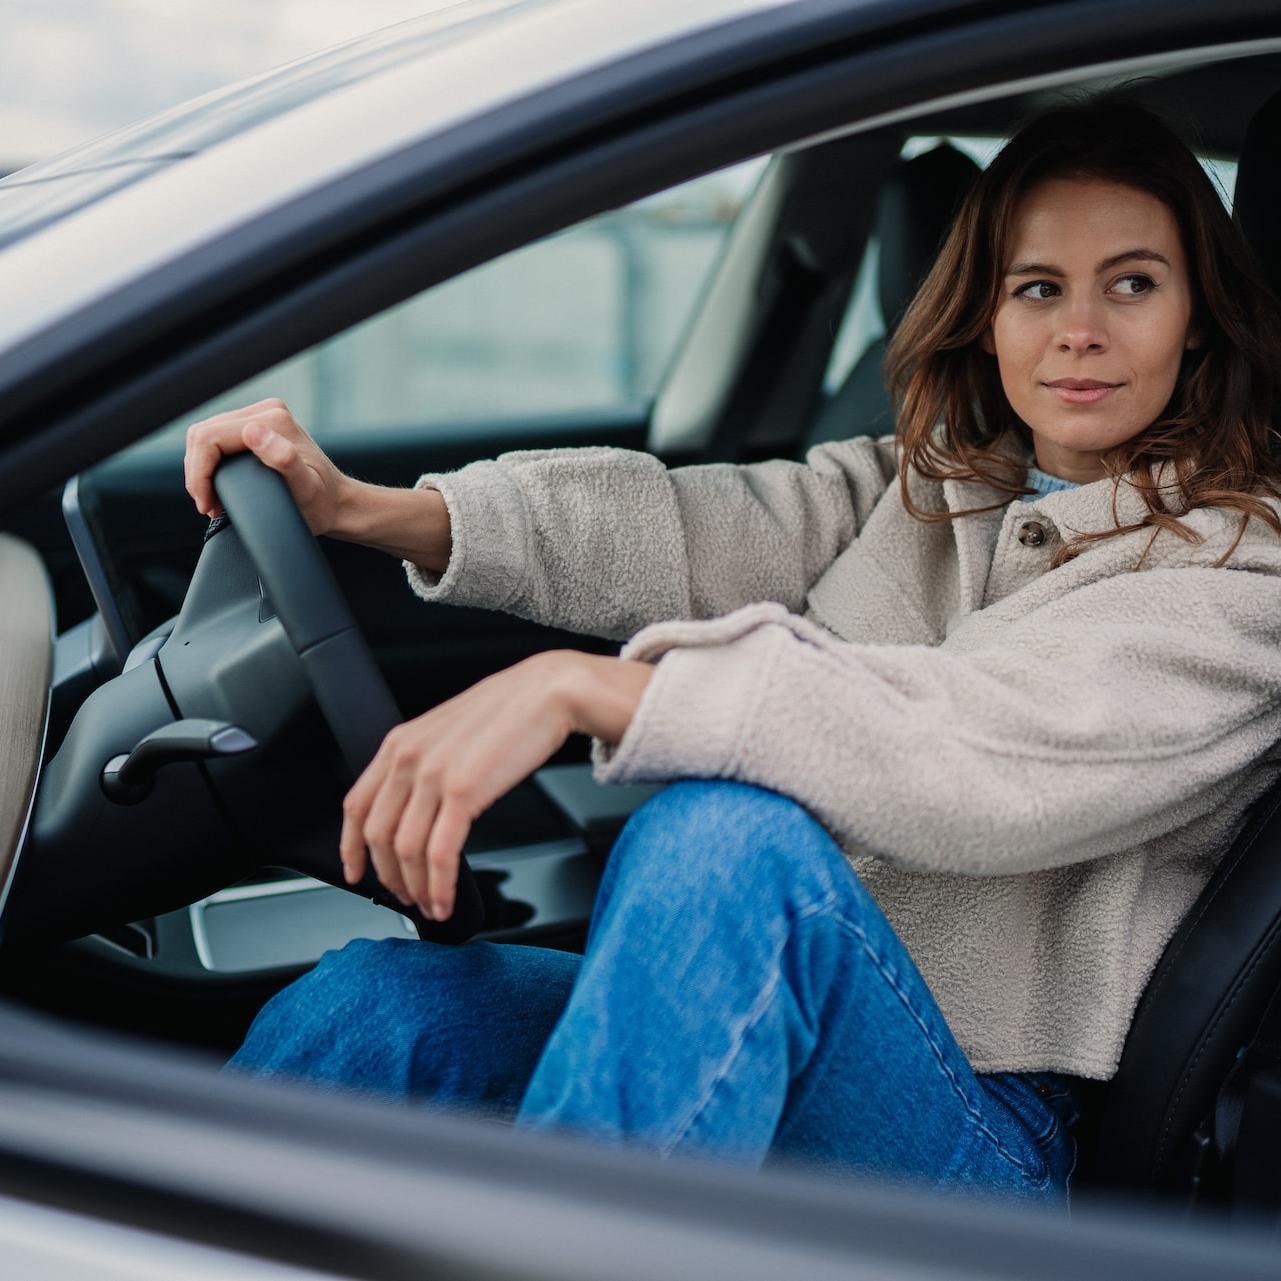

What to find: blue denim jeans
left=230, top=781, right=1080, bottom=1202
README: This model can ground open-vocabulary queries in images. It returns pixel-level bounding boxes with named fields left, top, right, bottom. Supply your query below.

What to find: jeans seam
left=831, top=911, right=1051, bottom=1190
left=1063, top=1136, right=1080, bottom=1215
left=658, top=894, right=838, bottom=1157
left=660, top=889, right=1048, bottom=1190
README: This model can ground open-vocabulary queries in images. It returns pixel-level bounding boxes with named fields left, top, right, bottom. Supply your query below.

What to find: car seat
left=1074, top=90, right=1281, bottom=1217
left=804, top=143, right=979, bottom=449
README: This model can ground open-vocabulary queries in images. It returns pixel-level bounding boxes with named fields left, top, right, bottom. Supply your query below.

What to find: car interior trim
left=780, top=35, right=1281, bottom=156
left=186, top=835, right=592, bottom=973
left=0, top=536, right=53, bottom=930
left=649, top=155, right=787, bottom=453
left=60, top=475, right=132, bottom=666
left=188, top=878, right=418, bottom=974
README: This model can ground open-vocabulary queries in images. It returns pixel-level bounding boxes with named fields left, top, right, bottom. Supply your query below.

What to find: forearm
left=593, top=575, right=1281, bottom=875
left=331, top=478, right=452, bottom=573
left=404, top=437, right=896, bottom=639
left=404, top=450, right=694, bottom=638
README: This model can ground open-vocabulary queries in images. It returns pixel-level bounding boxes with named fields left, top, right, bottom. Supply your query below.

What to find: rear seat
left=805, top=143, right=978, bottom=450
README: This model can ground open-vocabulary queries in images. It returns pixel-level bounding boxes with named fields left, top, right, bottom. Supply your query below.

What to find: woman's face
left=985, top=176, right=1197, bottom=483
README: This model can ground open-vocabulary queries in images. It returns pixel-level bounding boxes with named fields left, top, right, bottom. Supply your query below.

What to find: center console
left=81, top=763, right=661, bottom=983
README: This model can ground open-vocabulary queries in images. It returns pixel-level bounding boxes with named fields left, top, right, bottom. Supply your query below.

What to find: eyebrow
left=1005, top=248, right=1172, bottom=276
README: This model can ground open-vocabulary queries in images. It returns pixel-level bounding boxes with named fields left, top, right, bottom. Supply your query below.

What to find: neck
left=1029, top=441, right=1107, bottom=484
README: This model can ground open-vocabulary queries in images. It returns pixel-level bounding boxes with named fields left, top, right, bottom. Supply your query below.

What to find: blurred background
left=1, top=0, right=450, bottom=161
left=0, top=0, right=767, bottom=444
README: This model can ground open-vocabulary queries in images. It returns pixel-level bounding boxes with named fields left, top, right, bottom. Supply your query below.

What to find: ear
left=981, top=325, right=997, bottom=356
left=1184, top=323, right=1203, bottom=351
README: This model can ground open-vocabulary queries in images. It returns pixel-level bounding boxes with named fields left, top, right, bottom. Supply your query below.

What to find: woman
left=183, top=96, right=1281, bottom=1203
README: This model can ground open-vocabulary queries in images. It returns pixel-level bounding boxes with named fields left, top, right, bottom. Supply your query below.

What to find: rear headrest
left=875, top=143, right=980, bottom=332
left=1234, top=89, right=1281, bottom=300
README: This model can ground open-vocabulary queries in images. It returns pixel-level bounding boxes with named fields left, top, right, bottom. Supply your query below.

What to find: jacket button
left=1017, top=521, right=1047, bottom=547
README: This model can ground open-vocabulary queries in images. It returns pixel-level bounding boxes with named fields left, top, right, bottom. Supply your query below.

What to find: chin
left=1029, top=418, right=1150, bottom=457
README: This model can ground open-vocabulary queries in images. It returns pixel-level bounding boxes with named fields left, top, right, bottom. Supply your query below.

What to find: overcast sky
left=0, top=0, right=452, bottom=165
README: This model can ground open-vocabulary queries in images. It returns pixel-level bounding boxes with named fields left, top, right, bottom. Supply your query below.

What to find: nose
left=1055, top=298, right=1108, bottom=355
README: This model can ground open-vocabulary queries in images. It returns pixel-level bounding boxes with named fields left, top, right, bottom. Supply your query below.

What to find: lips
left=1044, top=378, right=1123, bottom=405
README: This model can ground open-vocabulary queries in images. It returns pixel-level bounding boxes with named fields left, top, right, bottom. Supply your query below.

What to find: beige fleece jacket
left=404, top=432, right=1281, bottom=1080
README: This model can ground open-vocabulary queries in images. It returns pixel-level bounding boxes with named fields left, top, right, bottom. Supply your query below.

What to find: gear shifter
left=101, top=718, right=258, bottom=805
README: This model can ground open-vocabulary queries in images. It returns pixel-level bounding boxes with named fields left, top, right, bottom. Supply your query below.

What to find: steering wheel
left=2, top=453, right=483, bottom=950
left=211, top=453, right=485, bottom=944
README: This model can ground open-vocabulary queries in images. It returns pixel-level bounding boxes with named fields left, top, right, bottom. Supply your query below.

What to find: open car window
left=119, top=156, right=768, bottom=457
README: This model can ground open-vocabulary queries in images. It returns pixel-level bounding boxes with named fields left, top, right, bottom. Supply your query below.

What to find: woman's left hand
left=339, top=650, right=653, bottom=921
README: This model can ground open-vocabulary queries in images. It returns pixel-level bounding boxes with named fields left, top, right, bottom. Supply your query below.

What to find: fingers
left=339, top=756, right=381, bottom=889
left=386, top=768, right=473, bottom=922
left=351, top=762, right=414, bottom=907
left=337, top=661, right=578, bottom=925
left=340, top=733, right=471, bottom=921
left=183, top=424, right=230, bottom=517
left=426, top=792, right=472, bottom=922
left=392, top=783, right=441, bottom=914
left=241, top=417, right=315, bottom=500
left=183, top=398, right=303, bottom=518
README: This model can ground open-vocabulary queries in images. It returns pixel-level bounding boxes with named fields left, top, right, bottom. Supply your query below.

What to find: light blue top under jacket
left=1024, top=464, right=1080, bottom=499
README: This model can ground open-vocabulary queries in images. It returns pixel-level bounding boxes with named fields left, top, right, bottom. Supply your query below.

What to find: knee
left=294, top=936, right=443, bottom=1015
left=234, top=937, right=464, bottom=1074
left=620, top=780, right=835, bottom=861
left=609, top=780, right=847, bottom=900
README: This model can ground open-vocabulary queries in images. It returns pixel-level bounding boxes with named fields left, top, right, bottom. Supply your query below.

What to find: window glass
left=128, top=156, right=768, bottom=453
left=899, top=133, right=1005, bottom=168
left=1205, top=156, right=1238, bottom=207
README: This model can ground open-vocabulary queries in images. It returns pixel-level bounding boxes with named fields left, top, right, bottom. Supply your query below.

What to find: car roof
left=0, top=0, right=552, bottom=249
left=0, top=0, right=839, bottom=359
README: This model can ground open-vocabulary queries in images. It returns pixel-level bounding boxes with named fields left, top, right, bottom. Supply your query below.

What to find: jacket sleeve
left=402, top=435, right=898, bottom=640
left=590, top=566, right=1281, bottom=875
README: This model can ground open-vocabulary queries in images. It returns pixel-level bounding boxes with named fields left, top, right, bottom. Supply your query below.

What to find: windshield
left=0, top=0, right=550, bottom=249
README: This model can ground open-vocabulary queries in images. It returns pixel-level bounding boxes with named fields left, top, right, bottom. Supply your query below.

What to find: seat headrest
left=875, top=143, right=980, bottom=332
left=1233, top=90, right=1281, bottom=300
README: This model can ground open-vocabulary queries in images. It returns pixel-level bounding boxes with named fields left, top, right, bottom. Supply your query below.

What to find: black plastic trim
left=1082, top=783, right=1281, bottom=1194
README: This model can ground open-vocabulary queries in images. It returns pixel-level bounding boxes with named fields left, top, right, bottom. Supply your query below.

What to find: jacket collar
left=937, top=433, right=1167, bottom=613
left=1016, top=468, right=1158, bottom=531
left=940, top=432, right=1170, bottom=529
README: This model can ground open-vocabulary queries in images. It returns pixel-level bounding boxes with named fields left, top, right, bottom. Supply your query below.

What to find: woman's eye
left=1013, top=280, right=1060, bottom=301
left=1109, top=273, right=1156, bottom=297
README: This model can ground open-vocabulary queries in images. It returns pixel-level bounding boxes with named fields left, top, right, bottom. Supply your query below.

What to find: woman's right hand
left=184, top=398, right=351, bottom=536
left=184, top=396, right=454, bottom=571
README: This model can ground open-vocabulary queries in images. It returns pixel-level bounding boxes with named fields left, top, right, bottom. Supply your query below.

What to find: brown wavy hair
left=884, top=95, right=1281, bottom=568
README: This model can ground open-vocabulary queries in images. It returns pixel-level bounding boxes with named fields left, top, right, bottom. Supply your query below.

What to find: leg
left=229, top=936, right=580, bottom=1119
left=515, top=780, right=1074, bottom=1201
